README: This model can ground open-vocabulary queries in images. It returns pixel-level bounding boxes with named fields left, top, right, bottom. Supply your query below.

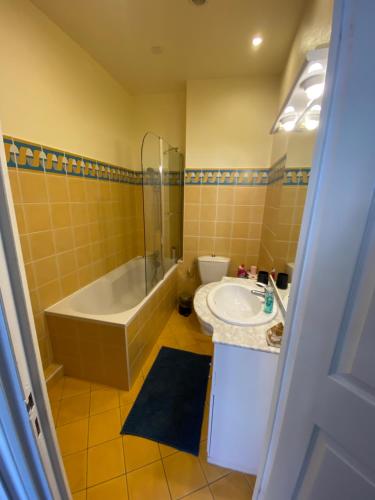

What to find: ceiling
left=31, top=0, right=307, bottom=94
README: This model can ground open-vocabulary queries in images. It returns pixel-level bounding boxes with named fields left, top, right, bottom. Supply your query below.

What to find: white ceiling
left=31, top=0, right=307, bottom=94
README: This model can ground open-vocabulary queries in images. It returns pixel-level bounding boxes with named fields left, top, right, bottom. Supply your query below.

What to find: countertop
left=194, top=277, right=282, bottom=355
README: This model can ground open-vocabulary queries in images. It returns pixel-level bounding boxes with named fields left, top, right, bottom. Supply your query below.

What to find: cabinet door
left=208, top=343, right=278, bottom=474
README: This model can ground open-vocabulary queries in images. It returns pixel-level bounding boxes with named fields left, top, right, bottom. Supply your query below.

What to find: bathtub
left=46, top=256, right=178, bottom=389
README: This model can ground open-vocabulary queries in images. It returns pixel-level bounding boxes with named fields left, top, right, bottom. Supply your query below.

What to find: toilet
left=194, top=255, right=230, bottom=335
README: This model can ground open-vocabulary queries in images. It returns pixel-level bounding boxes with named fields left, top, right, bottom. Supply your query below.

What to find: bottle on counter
left=264, top=286, right=274, bottom=314
left=237, top=264, right=247, bottom=278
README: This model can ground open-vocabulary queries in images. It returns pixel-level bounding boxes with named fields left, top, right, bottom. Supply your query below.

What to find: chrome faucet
left=251, top=282, right=268, bottom=298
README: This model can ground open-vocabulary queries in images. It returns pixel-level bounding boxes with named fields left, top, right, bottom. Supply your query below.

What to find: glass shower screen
left=141, top=133, right=183, bottom=294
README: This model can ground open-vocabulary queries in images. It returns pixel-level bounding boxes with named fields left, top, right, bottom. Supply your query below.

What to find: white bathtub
left=46, top=256, right=178, bottom=389
left=46, top=256, right=175, bottom=326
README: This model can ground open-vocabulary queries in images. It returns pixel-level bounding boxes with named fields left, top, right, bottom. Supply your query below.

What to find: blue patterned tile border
left=268, top=156, right=286, bottom=185
left=284, top=168, right=310, bottom=186
left=184, top=157, right=310, bottom=187
left=184, top=168, right=270, bottom=186
left=3, top=136, right=145, bottom=185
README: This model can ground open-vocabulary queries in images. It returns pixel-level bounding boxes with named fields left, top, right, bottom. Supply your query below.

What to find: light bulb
left=284, top=105, right=295, bottom=114
left=280, top=115, right=296, bottom=132
left=304, top=116, right=319, bottom=130
left=300, top=75, right=325, bottom=101
left=308, top=62, right=323, bottom=74
left=311, top=104, right=321, bottom=112
left=252, top=36, right=263, bottom=47
left=305, top=83, right=324, bottom=100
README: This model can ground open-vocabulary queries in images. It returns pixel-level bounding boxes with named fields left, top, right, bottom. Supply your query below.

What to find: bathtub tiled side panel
left=47, top=314, right=129, bottom=390
left=126, top=268, right=178, bottom=386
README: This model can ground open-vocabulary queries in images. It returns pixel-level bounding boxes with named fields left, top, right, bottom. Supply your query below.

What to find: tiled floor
left=48, top=310, right=256, bottom=499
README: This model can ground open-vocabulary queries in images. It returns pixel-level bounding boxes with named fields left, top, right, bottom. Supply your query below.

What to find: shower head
left=164, top=147, right=179, bottom=154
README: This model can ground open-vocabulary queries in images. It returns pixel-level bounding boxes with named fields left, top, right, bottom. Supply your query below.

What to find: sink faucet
left=251, top=282, right=268, bottom=298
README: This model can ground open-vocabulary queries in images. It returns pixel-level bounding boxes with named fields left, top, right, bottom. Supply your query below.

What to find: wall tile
left=5, top=135, right=147, bottom=371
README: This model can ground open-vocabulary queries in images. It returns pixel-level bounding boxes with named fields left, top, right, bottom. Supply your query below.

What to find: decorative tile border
left=268, top=156, right=286, bottom=185
left=2, top=135, right=309, bottom=188
left=3, top=136, right=144, bottom=185
left=184, top=157, right=310, bottom=187
left=184, top=168, right=270, bottom=186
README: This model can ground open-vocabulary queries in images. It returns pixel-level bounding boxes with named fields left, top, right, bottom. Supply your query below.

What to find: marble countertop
left=194, top=277, right=282, bottom=355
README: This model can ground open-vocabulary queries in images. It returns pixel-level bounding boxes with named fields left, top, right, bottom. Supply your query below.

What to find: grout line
left=86, top=383, right=92, bottom=497
left=86, top=471, right=127, bottom=493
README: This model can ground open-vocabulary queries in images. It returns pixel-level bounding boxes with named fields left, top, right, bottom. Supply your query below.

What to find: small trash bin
left=178, top=294, right=193, bottom=317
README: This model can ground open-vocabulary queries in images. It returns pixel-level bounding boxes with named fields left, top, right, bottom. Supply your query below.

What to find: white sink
left=207, top=282, right=277, bottom=326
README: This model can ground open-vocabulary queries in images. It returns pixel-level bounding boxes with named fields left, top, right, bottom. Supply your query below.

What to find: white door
left=255, top=1, right=375, bottom=498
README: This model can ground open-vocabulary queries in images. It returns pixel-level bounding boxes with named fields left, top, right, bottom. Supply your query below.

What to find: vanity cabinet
left=207, top=342, right=279, bottom=474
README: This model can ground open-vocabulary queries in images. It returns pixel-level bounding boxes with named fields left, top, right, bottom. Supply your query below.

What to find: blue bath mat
left=121, top=347, right=211, bottom=456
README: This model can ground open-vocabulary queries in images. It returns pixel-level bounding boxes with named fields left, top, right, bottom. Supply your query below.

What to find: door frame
left=0, top=127, right=70, bottom=498
left=254, top=0, right=375, bottom=497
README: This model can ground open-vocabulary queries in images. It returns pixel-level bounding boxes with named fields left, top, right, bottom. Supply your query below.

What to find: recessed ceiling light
left=190, top=0, right=207, bottom=5
left=151, top=46, right=163, bottom=55
left=252, top=36, right=263, bottom=48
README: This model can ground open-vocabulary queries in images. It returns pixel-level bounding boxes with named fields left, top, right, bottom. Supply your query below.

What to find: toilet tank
left=198, top=256, right=230, bottom=284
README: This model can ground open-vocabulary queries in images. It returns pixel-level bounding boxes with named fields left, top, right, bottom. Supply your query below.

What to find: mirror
left=259, top=130, right=317, bottom=310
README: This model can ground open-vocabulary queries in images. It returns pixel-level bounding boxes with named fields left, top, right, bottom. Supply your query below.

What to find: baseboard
left=44, top=363, right=64, bottom=389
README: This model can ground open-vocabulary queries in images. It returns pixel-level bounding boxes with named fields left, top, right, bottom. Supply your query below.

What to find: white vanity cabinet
left=207, top=342, right=279, bottom=474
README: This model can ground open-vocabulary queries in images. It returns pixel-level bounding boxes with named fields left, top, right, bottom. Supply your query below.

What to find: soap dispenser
left=264, top=286, right=274, bottom=314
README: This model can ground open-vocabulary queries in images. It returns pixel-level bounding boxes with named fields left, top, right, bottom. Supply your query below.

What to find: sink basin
left=207, top=282, right=277, bottom=326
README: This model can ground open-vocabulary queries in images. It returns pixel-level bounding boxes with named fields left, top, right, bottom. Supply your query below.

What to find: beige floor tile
left=163, top=451, right=207, bottom=499
left=90, top=388, right=119, bottom=415
left=62, top=450, right=87, bottom=493
left=245, top=474, right=256, bottom=491
left=118, top=375, right=143, bottom=407
left=87, top=437, right=125, bottom=487
left=62, top=377, right=91, bottom=399
left=141, top=345, right=161, bottom=377
left=127, top=460, right=170, bottom=500
left=123, top=435, right=161, bottom=472
left=58, top=393, right=90, bottom=426
left=159, top=443, right=178, bottom=458
left=91, top=382, right=114, bottom=392
left=50, top=400, right=60, bottom=425
left=72, top=490, right=86, bottom=500
left=57, top=418, right=89, bottom=456
left=198, top=441, right=230, bottom=484
left=209, top=472, right=252, bottom=500
left=48, top=378, right=64, bottom=402
left=87, top=475, right=128, bottom=500
left=184, top=487, right=214, bottom=500
left=120, top=404, right=133, bottom=423
left=175, top=330, right=198, bottom=349
left=88, top=407, right=122, bottom=447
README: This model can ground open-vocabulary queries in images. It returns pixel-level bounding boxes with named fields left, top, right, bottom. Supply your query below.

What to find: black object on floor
left=121, top=346, right=211, bottom=456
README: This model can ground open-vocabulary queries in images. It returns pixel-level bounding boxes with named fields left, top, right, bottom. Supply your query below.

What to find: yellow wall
left=133, top=91, right=186, bottom=162
left=258, top=160, right=308, bottom=274
left=0, top=0, right=186, bottom=371
left=180, top=76, right=279, bottom=290
left=186, top=77, right=279, bottom=168
left=0, top=0, right=134, bottom=168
